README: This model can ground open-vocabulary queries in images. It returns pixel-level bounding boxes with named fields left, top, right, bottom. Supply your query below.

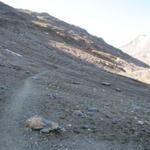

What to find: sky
left=1, top=0, right=150, bottom=47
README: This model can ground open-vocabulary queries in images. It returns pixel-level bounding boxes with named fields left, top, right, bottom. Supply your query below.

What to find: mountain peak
left=134, top=34, right=149, bottom=42
left=120, top=34, right=150, bottom=65
left=137, top=34, right=147, bottom=37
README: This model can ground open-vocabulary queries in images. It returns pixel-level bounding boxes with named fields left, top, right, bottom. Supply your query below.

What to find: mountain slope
left=1, top=1, right=150, bottom=83
left=120, top=34, right=150, bottom=65
left=0, top=2, right=150, bottom=150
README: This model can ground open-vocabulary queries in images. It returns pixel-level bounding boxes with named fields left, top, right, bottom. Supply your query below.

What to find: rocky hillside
left=0, top=3, right=149, bottom=68
left=1, top=1, right=150, bottom=83
left=0, top=2, right=150, bottom=150
left=120, top=34, right=150, bottom=66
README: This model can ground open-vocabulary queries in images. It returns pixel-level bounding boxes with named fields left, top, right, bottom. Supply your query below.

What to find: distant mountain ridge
left=120, top=34, right=150, bottom=65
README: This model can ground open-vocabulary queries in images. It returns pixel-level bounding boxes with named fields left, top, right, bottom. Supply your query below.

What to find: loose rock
left=115, top=88, right=121, bottom=92
left=137, top=120, right=144, bottom=125
left=112, top=118, right=120, bottom=124
left=101, top=82, right=111, bottom=86
left=81, top=125, right=90, bottom=129
left=47, top=92, right=57, bottom=99
left=73, top=110, right=86, bottom=118
left=40, top=127, right=52, bottom=133
left=87, top=107, right=98, bottom=113
left=25, top=116, right=60, bottom=133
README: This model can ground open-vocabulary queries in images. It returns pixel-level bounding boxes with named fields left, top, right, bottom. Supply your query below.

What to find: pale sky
left=1, top=0, right=150, bottom=47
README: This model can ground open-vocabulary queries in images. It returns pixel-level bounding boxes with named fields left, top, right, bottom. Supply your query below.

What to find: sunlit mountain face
left=120, top=34, right=150, bottom=65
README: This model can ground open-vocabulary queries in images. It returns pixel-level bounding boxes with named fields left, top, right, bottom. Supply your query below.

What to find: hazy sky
left=1, top=0, right=150, bottom=47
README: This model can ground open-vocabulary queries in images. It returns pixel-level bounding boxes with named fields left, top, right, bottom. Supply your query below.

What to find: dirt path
left=0, top=71, right=47, bottom=150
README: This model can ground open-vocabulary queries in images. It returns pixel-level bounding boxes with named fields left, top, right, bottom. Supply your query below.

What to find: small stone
left=112, top=118, right=119, bottom=124
left=60, top=127, right=66, bottom=132
left=59, top=116, right=65, bottom=119
left=87, top=112, right=95, bottom=116
left=44, top=32, right=49, bottom=35
left=87, top=107, right=98, bottom=113
left=81, top=125, right=89, bottom=129
left=52, top=144, right=57, bottom=148
left=104, top=114, right=111, bottom=118
left=32, top=76, right=38, bottom=80
left=47, top=93, right=57, bottom=99
left=0, top=86, right=5, bottom=90
left=25, top=71, right=30, bottom=74
left=73, top=129, right=80, bottom=134
left=75, top=105, right=80, bottom=108
left=40, top=127, right=51, bottom=133
left=67, top=124, right=72, bottom=127
left=134, top=116, right=138, bottom=120
left=34, top=141, right=38, bottom=145
left=137, top=120, right=144, bottom=125
left=101, top=82, right=111, bottom=86
left=87, top=128, right=92, bottom=131
left=115, top=88, right=121, bottom=92
left=100, top=117, right=104, bottom=121
left=73, top=110, right=86, bottom=117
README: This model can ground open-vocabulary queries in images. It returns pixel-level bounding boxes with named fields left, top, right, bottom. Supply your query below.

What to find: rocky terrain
left=0, top=1, right=150, bottom=150
left=120, top=34, right=150, bottom=66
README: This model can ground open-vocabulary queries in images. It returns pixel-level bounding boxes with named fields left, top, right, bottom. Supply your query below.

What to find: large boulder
left=25, top=115, right=60, bottom=133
